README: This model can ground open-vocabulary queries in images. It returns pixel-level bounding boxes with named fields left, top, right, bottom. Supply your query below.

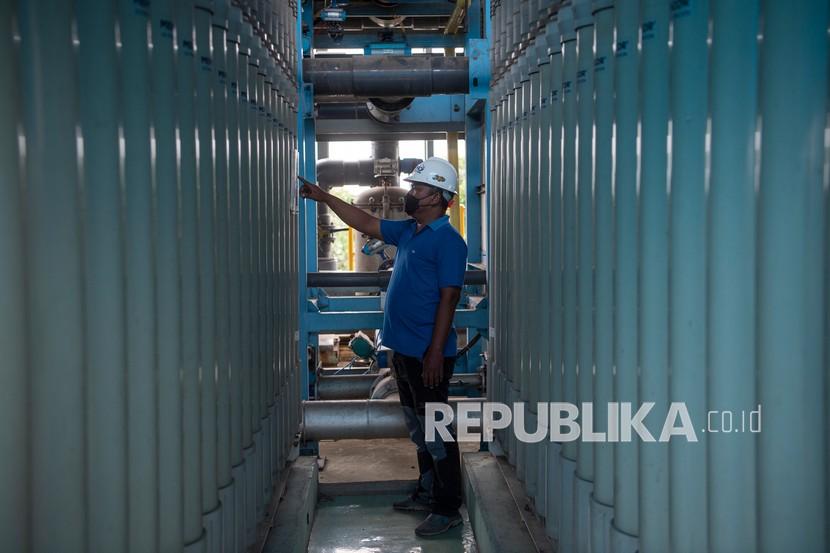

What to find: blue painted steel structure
left=297, top=0, right=491, bottom=401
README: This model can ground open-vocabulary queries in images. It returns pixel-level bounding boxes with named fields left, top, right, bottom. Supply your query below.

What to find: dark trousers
left=392, top=352, right=463, bottom=517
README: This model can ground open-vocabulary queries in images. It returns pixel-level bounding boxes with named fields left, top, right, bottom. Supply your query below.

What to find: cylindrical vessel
left=352, top=186, right=408, bottom=272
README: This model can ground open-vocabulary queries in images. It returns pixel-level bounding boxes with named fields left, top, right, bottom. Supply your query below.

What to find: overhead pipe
left=707, top=1, right=760, bottom=551
left=315, top=158, right=423, bottom=188
left=591, top=2, right=615, bottom=551
left=303, top=55, right=470, bottom=97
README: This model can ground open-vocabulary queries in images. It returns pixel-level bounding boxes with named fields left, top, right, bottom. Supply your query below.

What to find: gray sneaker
left=392, top=493, right=431, bottom=512
left=414, top=513, right=463, bottom=536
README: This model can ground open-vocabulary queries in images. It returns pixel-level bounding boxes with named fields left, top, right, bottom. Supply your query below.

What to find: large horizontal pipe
left=316, top=158, right=422, bottom=188
left=308, top=269, right=486, bottom=288
left=303, top=56, right=469, bottom=97
left=317, top=371, right=483, bottom=400
left=302, top=398, right=482, bottom=440
left=317, top=373, right=381, bottom=400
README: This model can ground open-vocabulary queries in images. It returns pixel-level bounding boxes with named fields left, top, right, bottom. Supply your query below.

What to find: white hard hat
left=403, top=157, right=458, bottom=201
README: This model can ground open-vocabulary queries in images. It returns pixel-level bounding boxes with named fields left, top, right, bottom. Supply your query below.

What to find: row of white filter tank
left=0, top=0, right=301, bottom=552
left=487, top=0, right=829, bottom=553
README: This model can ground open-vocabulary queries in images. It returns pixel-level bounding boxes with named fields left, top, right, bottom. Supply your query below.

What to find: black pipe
left=308, top=270, right=487, bottom=288
left=303, top=55, right=469, bottom=97
left=316, top=158, right=422, bottom=188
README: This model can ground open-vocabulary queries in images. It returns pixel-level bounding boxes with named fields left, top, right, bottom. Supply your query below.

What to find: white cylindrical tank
left=352, top=186, right=409, bottom=272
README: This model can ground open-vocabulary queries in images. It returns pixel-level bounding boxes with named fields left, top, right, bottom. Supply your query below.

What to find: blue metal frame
left=297, top=0, right=491, bottom=397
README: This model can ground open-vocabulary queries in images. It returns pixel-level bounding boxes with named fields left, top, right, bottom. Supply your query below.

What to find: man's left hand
left=422, top=347, right=444, bottom=388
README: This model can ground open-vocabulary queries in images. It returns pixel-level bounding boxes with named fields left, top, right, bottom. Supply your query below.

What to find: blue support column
left=298, top=0, right=317, bottom=402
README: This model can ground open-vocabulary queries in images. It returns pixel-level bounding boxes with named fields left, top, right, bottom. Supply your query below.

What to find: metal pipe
left=303, top=55, right=469, bottom=97
left=0, top=1, right=26, bottom=550
left=307, top=269, right=486, bottom=288
left=150, top=0, right=183, bottom=549
left=315, top=158, right=422, bottom=188
left=317, top=371, right=483, bottom=400
left=317, top=374, right=383, bottom=400
left=302, top=398, right=483, bottom=441
left=707, top=1, right=760, bottom=551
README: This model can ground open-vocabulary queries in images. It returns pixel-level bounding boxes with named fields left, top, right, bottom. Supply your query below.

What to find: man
left=299, top=156, right=467, bottom=537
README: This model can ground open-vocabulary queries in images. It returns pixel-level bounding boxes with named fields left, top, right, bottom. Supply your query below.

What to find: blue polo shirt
left=380, top=215, right=468, bottom=358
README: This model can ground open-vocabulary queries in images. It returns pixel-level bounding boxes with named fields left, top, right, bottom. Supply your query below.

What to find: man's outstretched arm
left=299, top=177, right=383, bottom=240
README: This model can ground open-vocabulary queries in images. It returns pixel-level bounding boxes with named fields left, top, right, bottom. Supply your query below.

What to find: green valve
left=348, top=331, right=375, bottom=360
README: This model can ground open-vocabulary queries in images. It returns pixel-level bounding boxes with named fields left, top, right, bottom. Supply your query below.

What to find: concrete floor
left=318, top=438, right=481, bottom=484
left=310, top=438, right=482, bottom=553
left=307, top=494, right=477, bottom=553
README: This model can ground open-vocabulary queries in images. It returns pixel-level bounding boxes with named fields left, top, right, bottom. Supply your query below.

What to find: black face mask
left=404, top=191, right=439, bottom=216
